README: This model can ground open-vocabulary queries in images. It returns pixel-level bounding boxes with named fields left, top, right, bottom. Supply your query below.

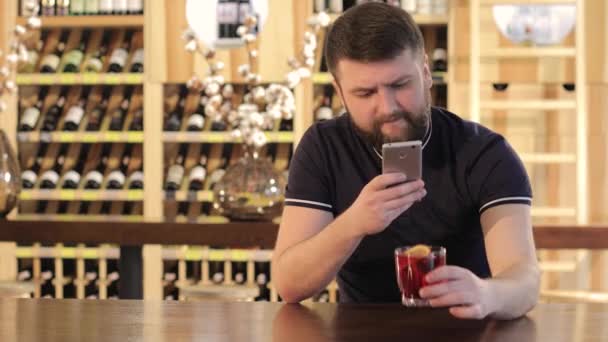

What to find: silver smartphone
left=382, top=140, right=422, bottom=181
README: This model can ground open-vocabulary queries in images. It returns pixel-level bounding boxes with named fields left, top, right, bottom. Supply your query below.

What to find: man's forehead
left=336, top=50, right=420, bottom=88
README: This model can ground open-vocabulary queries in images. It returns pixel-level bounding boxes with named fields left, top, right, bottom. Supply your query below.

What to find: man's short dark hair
left=324, top=2, right=425, bottom=78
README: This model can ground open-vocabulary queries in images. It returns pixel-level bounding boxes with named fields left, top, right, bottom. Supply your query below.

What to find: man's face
left=333, top=49, right=433, bottom=149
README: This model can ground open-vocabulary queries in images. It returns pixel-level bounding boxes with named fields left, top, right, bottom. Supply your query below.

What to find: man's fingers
left=379, top=180, right=425, bottom=202
left=384, top=189, right=426, bottom=210
left=426, top=266, right=469, bottom=283
left=369, top=173, right=408, bottom=190
left=449, top=305, right=485, bottom=320
left=428, top=291, right=476, bottom=308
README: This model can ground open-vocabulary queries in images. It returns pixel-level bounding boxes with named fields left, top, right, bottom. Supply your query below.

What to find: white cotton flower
left=205, top=82, right=220, bottom=96
left=252, top=131, right=267, bottom=148
left=250, top=112, right=265, bottom=127
left=317, top=12, right=331, bottom=27
left=286, top=71, right=301, bottom=89
left=252, top=86, right=266, bottom=104
left=305, top=57, right=315, bottom=67
left=238, top=64, right=250, bottom=77
left=204, top=105, right=217, bottom=116
left=222, top=84, right=234, bottom=98
left=208, top=95, right=223, bottom=108
left=185, top=40, right=198, bottom=52
left=297, top=67, right=311, bottom=79
left=231, top=129, right=242, bottom=139
left=237, top=25, right=248, bottom=37
left=220, top=101, right=232, bottom=114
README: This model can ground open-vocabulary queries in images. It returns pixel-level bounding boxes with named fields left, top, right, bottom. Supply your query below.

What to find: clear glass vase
left=0, top=129, right=21, bottom=218
left=213, top=146, right=286, bottom=221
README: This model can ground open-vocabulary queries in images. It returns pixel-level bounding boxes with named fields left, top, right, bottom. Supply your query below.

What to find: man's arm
left=272, top=175, right=426, bottom=303
left=481, top=203, right=540, bottom=319
left=420, top=204, right=540, bottom=319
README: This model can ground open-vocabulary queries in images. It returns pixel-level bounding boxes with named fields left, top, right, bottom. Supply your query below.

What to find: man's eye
left=356, top=92, right=373, bottom=98
left=392, top=82, right=408, bottom=89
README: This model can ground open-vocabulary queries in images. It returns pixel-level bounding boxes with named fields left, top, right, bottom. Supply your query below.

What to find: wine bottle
left=210, top=260, right=224, bottom=284
left=315, top=86, right=334, bottom=121
left=42, top=0, right=56, bottom=16
left=70, top=0, right=85, bottom=15
left=232, top=261, right=246, bottom=284
left=20, top=86, right=49, bottom=132
left=176, top=201, right=190, bottom=219
left=57, top=0, right=70, bottom=15
left=432, top=48, right=447, bottom=73
left=314, top=0, right=326, bottom=13
left=63, top=86, right=91, bottom=131
left=217, top=0, right=239, bottom=39
left=164, top=87, right=188, bottom=131
left=210, top=115, right=227, bottom=132
left=208, top=144, right=233, bottom=190
left=187, top=148, right=208, bottom=191
left=254, top=261, right=270, bottom=301
left=61, top=143, right=91, bottom=189
left=83, top=30, right=111, bottom=73
left=186, top=96, right=206, bottom=132
left=329, top=0, right=342, bottom=13
left=84, top=0, right=99, bottom=14
left=39, top=143, right=69, bottom=189
left=82, top=143, right=112, bottom=189
left=108, top=86, right=134, bottom=131
left=57, top=144, right=91, bottom=214
left=41, top=87, right=69, bottom=132
left=21, top=143, right=50, bottom=189
left=85, top=86, right=112, bottom=131
left=62, top=30, right=90, bottom=72
left=113, top=0, right=128, bottom=14
left=105, top=143, right=134, bottom=190
left=121, top=166, right=143, bottom=215
left=129, top=45, right=143, bottom=73
left=165, top=143, right=189, bottom=191
left=40, top=30, right=69, bottom=73
left=98, top=0, right=114, bottom=14
left=108, top=30, right=133, bottom=73
left=127, top=0, right=143, bottom=14
left=128, top=106, right=143, bottom=131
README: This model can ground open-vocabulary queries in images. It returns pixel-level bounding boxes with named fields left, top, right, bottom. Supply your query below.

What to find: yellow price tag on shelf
left=59, top=190, right=75, bottom=200
left=82, top=74, right=97, bottom=84
left=39, top=75, right=55, bottom=84
left=127, top=190, right=143, bottom=201
left=200, top=191, right=213, bottom=202
left=106, top=74, right=120, bottom=84
left=82, top=191, right=97, bottom=201
left=20, top=191, right=33, bottom=200
left=58, top=133, right=74, bottom=142
left=125, top=74, right=141, bottom=83
left=209, top=250, right=226, bottom=261
left=60, top=74, right=77, bottom=84
left=232, top=250, right=250, bottom=261
left=105, top=132, right=120, bottom=141
left=127, top=132, right=144, bottom=142
left=82, top=133, right=97, bottom=143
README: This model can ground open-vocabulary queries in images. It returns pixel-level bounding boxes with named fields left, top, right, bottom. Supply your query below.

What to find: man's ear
left=331, top=77, right=346, bottom=106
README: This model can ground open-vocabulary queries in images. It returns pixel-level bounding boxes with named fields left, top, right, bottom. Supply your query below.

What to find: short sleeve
left=467, top=134, right=532, bottom=215
left=284, top=125, right=334, bottom=213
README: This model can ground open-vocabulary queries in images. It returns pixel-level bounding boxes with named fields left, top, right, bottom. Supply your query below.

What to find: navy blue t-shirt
left=284, top=107, right=532, bottom=303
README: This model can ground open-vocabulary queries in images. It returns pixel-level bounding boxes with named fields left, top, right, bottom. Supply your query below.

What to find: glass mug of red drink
left=394, top=245, right=446, bottom=307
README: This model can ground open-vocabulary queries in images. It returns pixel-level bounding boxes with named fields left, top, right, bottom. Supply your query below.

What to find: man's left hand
left=419, top=266, right=496, bottom=319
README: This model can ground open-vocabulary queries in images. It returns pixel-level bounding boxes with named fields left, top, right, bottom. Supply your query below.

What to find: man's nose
left=377, top=87, right=399, bottom=116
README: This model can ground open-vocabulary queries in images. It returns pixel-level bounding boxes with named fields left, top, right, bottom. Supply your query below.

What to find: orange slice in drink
left=405, top=244, right=431, bottom=258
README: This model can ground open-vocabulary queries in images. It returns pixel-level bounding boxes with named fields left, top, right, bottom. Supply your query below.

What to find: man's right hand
left=345, top=173, right=426, bottom=236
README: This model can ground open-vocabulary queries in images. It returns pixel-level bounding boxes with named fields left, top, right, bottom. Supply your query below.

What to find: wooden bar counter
left=0, top=299, right=606, bottom=341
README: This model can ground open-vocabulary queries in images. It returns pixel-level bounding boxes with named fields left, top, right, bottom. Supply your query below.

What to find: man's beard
left=351, top=90, right=431, bottom=151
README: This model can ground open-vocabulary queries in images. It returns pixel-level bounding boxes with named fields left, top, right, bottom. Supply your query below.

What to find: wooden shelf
left=16, top=15, right=144, bottom=28
left=165, top=191, right=214, bottom=202
left=10, top=214, right=145, bottom=223
left=163, top=132, right=294, bottom=143
left=19, top=190, right=144, bottom=201
left=480, top=0, right=575, bottom=4
left=16, top=245, right=120, bottom=259
left=480, top=100, right=577, bottom=110
left=521, top=153, right=577, bottom=164
left=162, top=246, right=273, bottom=262
left=17, top=132, right=144, bottom=143
left=481, top=47, right=576, bottom=58
left=16, top=73, right=144, bottom=85
left=532, top=207, right=577, bottom=217
left=328, top=13, right=448, bottom=26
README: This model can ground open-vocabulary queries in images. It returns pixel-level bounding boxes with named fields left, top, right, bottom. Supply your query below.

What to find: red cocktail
left=394, top=245, right=446, bottom=307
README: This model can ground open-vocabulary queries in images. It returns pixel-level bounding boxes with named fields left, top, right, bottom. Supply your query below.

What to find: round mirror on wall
left=492, top=5, right=576, bottom=46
